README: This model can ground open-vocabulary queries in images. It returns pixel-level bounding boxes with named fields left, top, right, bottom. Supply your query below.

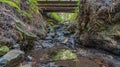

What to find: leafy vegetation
left=50, top=13, right=64, bottom=22
left=15, top=25, right=37, bottom=38
left=60, top=13, right=77, bottom=23
left=0, top=0, right=20, bottom=10
left=28, top=0, right=39, bottom=14
left=0, top=0, right=39, bottom=18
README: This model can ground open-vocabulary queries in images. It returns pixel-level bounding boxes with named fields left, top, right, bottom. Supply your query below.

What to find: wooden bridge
left=38, top=0, right=78, bottom=12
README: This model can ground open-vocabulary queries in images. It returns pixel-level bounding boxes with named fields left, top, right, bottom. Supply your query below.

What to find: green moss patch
left=52, top=49, right=77, bottom=61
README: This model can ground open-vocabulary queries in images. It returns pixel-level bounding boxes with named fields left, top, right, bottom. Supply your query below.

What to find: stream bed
left=19, top=24, right=120, bottom=67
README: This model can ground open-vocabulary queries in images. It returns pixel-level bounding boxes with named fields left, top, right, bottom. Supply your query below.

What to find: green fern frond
left=0, top=0, right=20, bottom=10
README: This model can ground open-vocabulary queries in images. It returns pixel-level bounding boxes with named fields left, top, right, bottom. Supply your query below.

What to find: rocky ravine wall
left=77, top=0, right=120, bottom=55
left=0, top=0, right=46, bottom=48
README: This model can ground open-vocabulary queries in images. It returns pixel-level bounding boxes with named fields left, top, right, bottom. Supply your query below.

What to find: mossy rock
left=52, top=49, right=77, bottom=61
left=0, top=46, right=9, bottom=56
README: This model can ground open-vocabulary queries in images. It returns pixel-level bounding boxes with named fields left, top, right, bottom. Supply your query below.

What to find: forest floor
left=19, top=24, right=120, bottom=67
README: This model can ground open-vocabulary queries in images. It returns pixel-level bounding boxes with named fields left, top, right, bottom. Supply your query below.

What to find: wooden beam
left=38, top=4, right=78, bottom=7
left=40, top=7, right=76, bottom=10
left=39, top=7, right=76, bottom=12
left=38, top=1, right=78, bottom=4
left=38, top=1, right=78, bottom=13
left=42, top=10, right=75, bottom=13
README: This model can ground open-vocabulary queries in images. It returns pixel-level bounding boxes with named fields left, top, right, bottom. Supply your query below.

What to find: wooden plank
left=38, top=1, right=78, bottom=4
left=42, top=9, right=75, bottom=13
left=38, top=4, right=78, bottom=7
left=38, top=1, right=78, bottom=13
left=39, top=7, right=76, bottom=12
left=40, top=7, right=76, bottom=10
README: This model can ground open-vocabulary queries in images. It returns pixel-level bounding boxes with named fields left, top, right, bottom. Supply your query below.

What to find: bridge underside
left=38, top=1, right=78, bottom=12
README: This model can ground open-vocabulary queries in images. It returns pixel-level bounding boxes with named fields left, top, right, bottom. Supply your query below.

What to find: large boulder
left=0, top=49, right=24, bottom=67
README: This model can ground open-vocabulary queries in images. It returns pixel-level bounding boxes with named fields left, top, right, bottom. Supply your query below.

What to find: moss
left=0, top=46, right=9, bottom=56
left=0, top=0, right=38, bottom=18
left=50, top=13, right=63, bottom=22
left=52, top=49, right=77, bottom=61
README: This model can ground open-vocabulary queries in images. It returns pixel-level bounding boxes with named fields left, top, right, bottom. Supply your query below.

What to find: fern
left=28, top=0, right=39, bottom=14
left=0, top=0, right=32, bottom=18
left=0, top=0, right=20, bottom=10
left=15, top=25, right=37, bottom=38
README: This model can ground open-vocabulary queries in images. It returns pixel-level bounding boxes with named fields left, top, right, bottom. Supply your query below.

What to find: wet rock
left=66, top=36, right=75, bottom=48
left=47, top=32, right=55, bottom=37
left=0, top=58, right=8, bottom=67
left=25, top=56, right=33, bottom=62
left=63, top=31, right=71, bottom=36
left=42, top=42, right=54, bottom=48
left=13, top=44, right=20, bottom=49
left=56, top=32, right=64, bottom=36
left=61, top=37, right=69, bottom=44
left=33, top=41, right=43, bottom=50
left=0, top=46, right=9, bottom=56
left=0, top=49, right=24, bottom=67
left=55, top=36, right=65, bottom=42
left=46, top=31, right=55, bottom=39
left=34, top=40, right=55, bottom=50
left=45, top=36, right=53, bottom=40
left=39, top=62, right=57, bottom=67
left=46, top=40, right=53, bottom=43
left=48, top=62, right=57, bottom=67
